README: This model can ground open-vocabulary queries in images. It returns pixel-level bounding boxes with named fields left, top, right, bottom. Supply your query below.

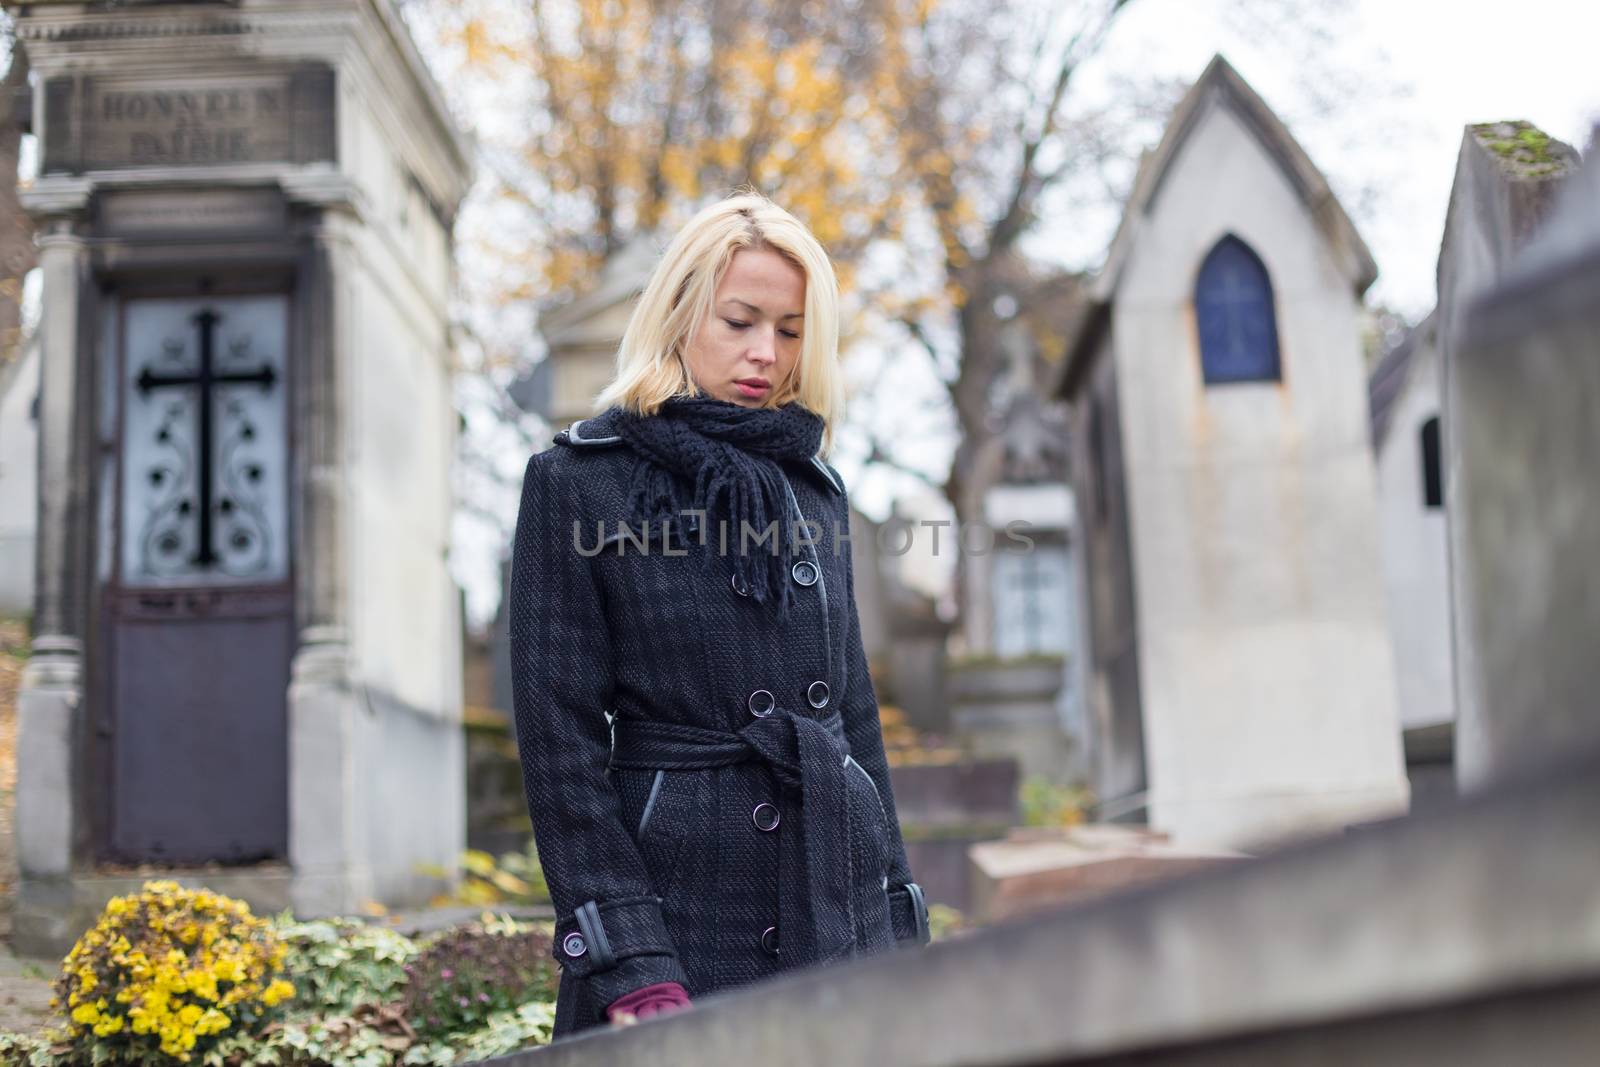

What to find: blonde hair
left=592, top=190, right=844, bottom=456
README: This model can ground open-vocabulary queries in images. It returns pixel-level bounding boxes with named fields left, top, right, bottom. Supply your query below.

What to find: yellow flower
left=71, top=1003, right=100, bottom=1025
left=260, top=979, right=295, bottom=1007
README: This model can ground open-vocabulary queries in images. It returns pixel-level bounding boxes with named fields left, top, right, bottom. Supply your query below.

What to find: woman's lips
left=735, top=379, right=770, bottom=398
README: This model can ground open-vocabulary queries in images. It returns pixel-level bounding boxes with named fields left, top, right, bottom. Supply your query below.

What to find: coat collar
left=553, top=407, right=844, bottom=496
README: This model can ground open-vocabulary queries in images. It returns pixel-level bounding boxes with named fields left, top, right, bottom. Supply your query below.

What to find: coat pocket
left=614, top=767, right=697, bottom=899
left=843, top=754, right=892, bottom=879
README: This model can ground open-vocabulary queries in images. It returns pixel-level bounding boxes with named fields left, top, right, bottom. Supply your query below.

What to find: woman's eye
left=780, top=330, right=801, bottom=340
left=724, top=319, right=750, bottom=330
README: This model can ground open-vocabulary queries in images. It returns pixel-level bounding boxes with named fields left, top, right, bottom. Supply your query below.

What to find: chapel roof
left=1054, top=54, right=1378, bottom=399
left=1368, top=310, right=1437, bottom=451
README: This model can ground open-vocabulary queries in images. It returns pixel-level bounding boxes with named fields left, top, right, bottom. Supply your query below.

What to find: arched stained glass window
left=1195, top=235, right=1281, bottom=384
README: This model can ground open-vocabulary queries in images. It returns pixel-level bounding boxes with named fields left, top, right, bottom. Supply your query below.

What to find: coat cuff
left=605, top=980, right=691, bottom=1021
left=590, top=955, right=691, bottom=1015
left=886, top=881, right=931, bottom=946
left=550, top=896, right=688, bottom=986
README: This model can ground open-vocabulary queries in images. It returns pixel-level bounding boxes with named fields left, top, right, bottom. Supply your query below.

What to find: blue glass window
left=1195, top=235, right=1281, bottom=384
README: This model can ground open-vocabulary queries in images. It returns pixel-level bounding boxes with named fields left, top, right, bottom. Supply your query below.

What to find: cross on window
left=134, top=307, right=277, bottom=568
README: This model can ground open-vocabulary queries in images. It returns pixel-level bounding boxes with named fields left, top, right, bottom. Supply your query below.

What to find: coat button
left=562, top=932, right=587, bottom=958
left=751, top=802, right=780, bottom=831
left=730, top=572, right=751, bottom=597
left=747, top=689, right=775, bottom=717
left=807, top=680, right=830, bottom=709
left=761, top=925, right=779, bottom=956
left=791, top=560, right=818, bottom=587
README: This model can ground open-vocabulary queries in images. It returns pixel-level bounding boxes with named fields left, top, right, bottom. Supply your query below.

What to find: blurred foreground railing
left=476, top=740, right=1600, bottom=1066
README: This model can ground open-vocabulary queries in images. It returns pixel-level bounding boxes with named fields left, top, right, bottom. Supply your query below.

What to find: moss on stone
left=1471, top=120, right=1571, bottom=176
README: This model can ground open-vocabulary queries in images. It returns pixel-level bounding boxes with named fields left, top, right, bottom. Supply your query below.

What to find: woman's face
left=681, top=246, right=805, bottom=407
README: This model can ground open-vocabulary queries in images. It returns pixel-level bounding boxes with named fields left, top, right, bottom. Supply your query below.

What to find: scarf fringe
left=613, top=397, right=824, bottom=623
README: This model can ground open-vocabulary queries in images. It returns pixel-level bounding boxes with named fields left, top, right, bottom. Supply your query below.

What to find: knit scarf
left=611, top=394, right=826, bottom=622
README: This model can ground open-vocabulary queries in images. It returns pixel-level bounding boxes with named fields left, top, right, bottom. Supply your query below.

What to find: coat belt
left=608, top=708, right=857, bottom=967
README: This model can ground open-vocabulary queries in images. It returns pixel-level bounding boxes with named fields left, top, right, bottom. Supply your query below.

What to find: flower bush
left=273, top=917, right=415, bottom=1017
left=399, top=918, right=558, bottom=1043
left=6, top=888, right=560, bottom=1066
left=47, top=880, right=295, bottom=1065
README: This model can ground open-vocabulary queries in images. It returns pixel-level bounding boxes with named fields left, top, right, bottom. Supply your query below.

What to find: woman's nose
left=748, top=328, right=777, bottom=365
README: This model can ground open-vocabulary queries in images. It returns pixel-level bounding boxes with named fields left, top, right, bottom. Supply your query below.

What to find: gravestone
left=1447, top=128, right=1599, bottom=787
left=967, top=824, right=1242, bottom=922
left=888, top=758, right=1019, bottom=913
left=1432, top=123, right=1581, bottom=791
left=12, top=0, right=473, bottom=956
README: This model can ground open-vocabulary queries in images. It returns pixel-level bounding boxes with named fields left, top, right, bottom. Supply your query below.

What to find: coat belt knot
left=609, top=709, right=857, bottom=967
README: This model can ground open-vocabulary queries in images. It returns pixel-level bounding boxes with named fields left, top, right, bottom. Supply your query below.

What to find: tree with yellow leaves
left=421, top=0, right=1152, bottom=513
left=427, top=0, right=908, bottom=319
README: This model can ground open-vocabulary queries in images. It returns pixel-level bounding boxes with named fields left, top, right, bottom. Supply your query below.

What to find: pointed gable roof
left=1102, top=53, right=1377, bottom=301
left=1368, top=310, right=1437, bottom=450
left=1055, top=54, right=1377, bottom=398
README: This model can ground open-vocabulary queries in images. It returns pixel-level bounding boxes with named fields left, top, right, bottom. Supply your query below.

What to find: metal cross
left=135, top=307, right=277, bottom=567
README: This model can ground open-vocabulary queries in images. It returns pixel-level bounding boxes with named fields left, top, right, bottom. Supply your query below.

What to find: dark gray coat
left=508, top=406, right=929, bottom=1039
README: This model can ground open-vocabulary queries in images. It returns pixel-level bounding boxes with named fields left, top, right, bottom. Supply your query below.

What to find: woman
left=508, top=191, right=929, bottom=1040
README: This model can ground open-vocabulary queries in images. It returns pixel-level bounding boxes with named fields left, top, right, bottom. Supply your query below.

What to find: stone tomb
left=1054, top=55, right=1408, bottom=848
left=1445, top=128, right=1598, bottom=789
left=13, top=0, right=473, bottom=956
left=1429, top=122, right=1582, bottom=791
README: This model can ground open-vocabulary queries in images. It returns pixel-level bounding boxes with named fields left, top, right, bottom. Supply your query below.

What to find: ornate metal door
left=107, top=293, right=293, bottom=863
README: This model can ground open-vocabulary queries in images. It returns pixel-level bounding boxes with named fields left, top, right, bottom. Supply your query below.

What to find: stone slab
left=969, top=825, right=1244, bottom=921
left=481, top=742, right=1600, bottom=1066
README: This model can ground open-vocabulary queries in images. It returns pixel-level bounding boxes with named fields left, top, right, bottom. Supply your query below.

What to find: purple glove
left=605, top=981, right=693, bottom=1023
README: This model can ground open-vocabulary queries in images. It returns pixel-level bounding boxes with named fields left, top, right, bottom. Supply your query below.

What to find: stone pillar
left=15, top=219, right=89, bottom=951
left=287, top=211, right=372, bottom=917
left=1450, top=140, right=1600, bottom=788
left=1434, top=124, right=1582, bottom=791
left=17, top=221, right=88, bottom=871
left=28, top=221, right=87, bottom=640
